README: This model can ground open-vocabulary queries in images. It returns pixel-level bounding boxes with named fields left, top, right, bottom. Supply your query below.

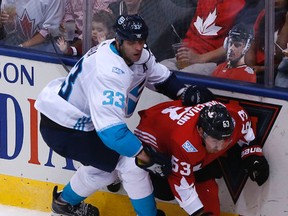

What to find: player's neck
left=228, top=57, right=245, bottom=68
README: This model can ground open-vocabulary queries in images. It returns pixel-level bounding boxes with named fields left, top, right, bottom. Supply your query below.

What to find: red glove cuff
left=241, top=145, right=263, bottom=159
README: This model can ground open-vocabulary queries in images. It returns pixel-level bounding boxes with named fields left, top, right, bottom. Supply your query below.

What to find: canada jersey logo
left=194, top=8, right=222, bottom=36
left=18, top=9, right=36, bottom=40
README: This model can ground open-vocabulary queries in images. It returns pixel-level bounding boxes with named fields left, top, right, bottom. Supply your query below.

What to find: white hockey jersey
left=35, top=39, right=172, bottom=157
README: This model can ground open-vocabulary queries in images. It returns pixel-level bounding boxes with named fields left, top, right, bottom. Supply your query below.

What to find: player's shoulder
left=224, top=103, right=251, bottom=125
left=224, top=102, right=247, bottom=115
left=147, top=100, right=183, bottom=111
left=244, top=65, right=255, bottom=75
left=84, top=42, right=128, bottom=77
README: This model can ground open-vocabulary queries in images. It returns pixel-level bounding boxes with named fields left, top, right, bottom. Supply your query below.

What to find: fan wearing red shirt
left=211, top=23, right=256, bottom=83
left=135, top=100, right=269, bottom=216
left=161, top=0, right=247, bottom=75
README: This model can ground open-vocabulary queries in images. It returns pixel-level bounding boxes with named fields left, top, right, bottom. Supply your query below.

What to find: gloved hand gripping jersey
left=181, top=85, right=215, bottom=106
left=241, top=145, right=269, bottom=186
left=135, top=145, right=172, bottom=177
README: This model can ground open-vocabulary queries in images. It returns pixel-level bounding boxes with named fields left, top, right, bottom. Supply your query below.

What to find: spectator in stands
left=275, top=11, right=288, bottom=88
left=57, top=10, right=114, bottom=56
left=62, top=0, right=118, bottom=40
left=275, top=49, right=288, bottom=88
left=212, top=23, right=256, bottom=83
left=245, top=0, right=288, bottom=83
left=161, top=0, right=262, bottom=76
left=0, top=0, right=65, bottom=52
left=90, top=11, right=114, bottom=45
left=108, top=0, right=194, bottom=61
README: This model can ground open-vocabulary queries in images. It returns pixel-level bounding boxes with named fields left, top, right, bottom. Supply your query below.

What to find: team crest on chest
left=182, top=140, right=198, bottom=153
left=112, top=67, right=125, bottom=74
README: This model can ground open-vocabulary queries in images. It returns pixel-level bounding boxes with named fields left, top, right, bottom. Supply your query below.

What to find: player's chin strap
left=130, top=44, right=151, bottom=73
left=133, top=44, right=152, bottom=65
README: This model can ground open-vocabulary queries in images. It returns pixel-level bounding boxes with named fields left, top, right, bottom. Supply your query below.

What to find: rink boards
left=0, top=53, right=288, bottom=216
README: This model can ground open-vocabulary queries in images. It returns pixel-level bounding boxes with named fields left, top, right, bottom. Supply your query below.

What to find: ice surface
left=0, top=204, right=49, bottom=216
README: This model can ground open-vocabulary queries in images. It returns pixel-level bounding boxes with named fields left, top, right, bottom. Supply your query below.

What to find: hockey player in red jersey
left=135, top=100, right=269, bottom=216
left=160, top=0, right=249, bottom=75
left=211, top=23, right=256, bottom=83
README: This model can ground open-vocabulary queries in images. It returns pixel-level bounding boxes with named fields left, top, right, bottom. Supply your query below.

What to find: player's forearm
left=136, top=148, right=150, bottom=164
left=155, top=72, right=186, bottom=100
left=200, top=47, right=226, bottom=63
left=21, top=32, right=46, bottom=47
left=97, top=124, right=142, bottom=157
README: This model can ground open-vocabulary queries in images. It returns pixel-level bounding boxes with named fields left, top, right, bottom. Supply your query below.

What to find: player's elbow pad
left=98, top=124, right=142, bottom=157
left=155, top=72, right=185, bottom=100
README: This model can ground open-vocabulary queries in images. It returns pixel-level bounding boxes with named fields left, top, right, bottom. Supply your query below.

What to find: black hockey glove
left=194, top=159, right=223, bottom=182
left=190, top=208, right=213, bottom=216
left=241, top=146, right=269, bottom=186
left=181, top=85, right=215, bottom=106
left=135, top=145, right=172, bottom=177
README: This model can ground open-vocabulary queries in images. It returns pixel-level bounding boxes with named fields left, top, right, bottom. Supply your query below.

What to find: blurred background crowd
left=0, top=0, right=287, bottom=87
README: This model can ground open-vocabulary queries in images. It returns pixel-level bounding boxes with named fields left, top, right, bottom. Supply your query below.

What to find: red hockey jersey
left=212, top=62, right=256, bottom=83
left=135, top=100, right=255, bottom=214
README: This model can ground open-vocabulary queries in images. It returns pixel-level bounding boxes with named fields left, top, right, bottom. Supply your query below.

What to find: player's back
left=136, top=100, right=204, bottom=153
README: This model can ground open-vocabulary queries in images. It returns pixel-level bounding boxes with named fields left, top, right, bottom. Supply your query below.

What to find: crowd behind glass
left=0, top=0, right=287, bottom=88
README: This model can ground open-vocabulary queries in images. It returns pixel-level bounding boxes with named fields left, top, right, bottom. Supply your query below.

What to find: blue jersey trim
left=98, top=124, right=142, bottom=157
left=110, top=42, right=120, bottom=55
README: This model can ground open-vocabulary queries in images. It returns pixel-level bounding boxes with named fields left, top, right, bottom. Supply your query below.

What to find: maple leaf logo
left=194, top=8, right=222, bottom=36
left=174, top=177, right=196, bottom=203
left=18, top=9, right=36, bottom=39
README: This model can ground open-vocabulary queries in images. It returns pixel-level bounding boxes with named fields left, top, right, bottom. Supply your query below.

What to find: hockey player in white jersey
left=35, top=14, right=214, bottom=216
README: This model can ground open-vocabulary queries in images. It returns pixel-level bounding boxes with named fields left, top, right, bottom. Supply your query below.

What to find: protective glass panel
left=1, top=0, right=285, bottom=87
